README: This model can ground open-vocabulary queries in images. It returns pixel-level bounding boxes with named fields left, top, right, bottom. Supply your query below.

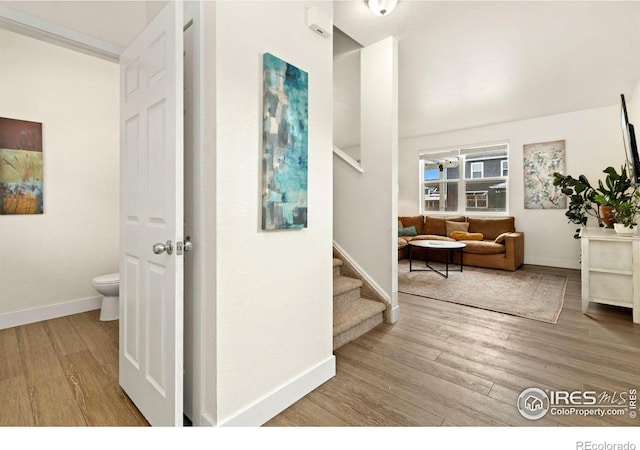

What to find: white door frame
left=182, top=0, right=206, bottom=426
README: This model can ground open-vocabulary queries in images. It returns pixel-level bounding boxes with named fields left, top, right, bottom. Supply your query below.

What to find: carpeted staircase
left=333, top=257, right=386, bottom=350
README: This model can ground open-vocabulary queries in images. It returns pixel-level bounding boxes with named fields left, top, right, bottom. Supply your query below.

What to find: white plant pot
left=613, top=223, right=638, bottom=237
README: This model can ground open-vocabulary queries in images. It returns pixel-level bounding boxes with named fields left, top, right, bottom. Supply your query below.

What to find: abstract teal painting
left=262, top=53, right=308, bottom=230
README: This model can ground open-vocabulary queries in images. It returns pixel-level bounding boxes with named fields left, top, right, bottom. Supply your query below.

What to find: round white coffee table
left=408, top=240, right=467, bottom=278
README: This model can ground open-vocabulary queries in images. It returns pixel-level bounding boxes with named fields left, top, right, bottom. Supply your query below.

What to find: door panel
left=119, top=2, right=183, bottom=427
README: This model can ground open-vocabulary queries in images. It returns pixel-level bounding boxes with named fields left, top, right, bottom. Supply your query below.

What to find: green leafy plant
left=592, top=166, right=633, bottom=207
left=553, top=165, right=634, bottom=238
left=611, top=191, right=640, bottom=228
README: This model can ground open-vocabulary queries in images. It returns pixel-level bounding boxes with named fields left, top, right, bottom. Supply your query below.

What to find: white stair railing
left=333, top=145, right=363, bottom=173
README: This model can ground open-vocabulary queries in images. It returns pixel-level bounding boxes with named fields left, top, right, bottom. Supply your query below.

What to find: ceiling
left=0, top=0, right=166, bottom=48
left=334, top=1, right=640, bottom=147
left=2, top=1, right=639, bottom=148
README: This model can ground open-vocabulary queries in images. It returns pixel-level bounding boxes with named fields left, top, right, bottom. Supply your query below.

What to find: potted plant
left=553, top=165, right=634, bottom=238
left=611, top=192, right=640, bottom=236
left=593, top=166, right=634, bottom=227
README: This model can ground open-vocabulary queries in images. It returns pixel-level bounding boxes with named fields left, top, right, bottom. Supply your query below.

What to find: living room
left=335, top=0, right=640, bottom=269
left=324, top=0, right=640, bottom=439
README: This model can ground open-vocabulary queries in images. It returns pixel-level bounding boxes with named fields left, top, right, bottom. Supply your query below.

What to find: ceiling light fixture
left=366, top=0, right=398, bottom=16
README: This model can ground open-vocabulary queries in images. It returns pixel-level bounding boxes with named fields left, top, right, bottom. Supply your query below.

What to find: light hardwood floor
left=2, top=265, right=639, bottom=426
left=266, top=265, right=640, bottom=426
left=0, top=310, right=148, bottom=426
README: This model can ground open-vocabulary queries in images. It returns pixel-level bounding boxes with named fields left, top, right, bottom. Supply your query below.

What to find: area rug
left=397, top=260, right=567, bottom=323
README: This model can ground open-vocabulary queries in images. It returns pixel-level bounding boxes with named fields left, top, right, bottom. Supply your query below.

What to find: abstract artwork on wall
left=261, top=53, right=308, bottom=230
left=523, top=139, right=566, bottom=209
left=0, top=117, right=43, bottom=215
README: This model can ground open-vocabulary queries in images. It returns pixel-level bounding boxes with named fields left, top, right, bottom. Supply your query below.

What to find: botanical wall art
left=261, top=53, right=308, bottom=230
left=523, top=140, right=566, bottom=209
left=0, top=117, right=43, bottom=215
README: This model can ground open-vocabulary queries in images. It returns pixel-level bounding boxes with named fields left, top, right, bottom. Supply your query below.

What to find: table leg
left=409, top=244, right=413, bottom=272
left=445, top=249, right=450, bottom=278
left=424, top=249, right=447, bottom=278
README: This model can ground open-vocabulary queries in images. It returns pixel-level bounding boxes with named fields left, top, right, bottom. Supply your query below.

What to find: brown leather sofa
left=398, top=215, right=524, bottom=271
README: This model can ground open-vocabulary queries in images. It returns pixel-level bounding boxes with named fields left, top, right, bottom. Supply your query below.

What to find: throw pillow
left=398, top=219, right=404, bottom=229
left=446, top=220, right=469, bottom=237
left=450, top=231, right=484, bottom=241
left=494, top=232, right=511, bottom=244
left=398, top=225, right=418, bottom=237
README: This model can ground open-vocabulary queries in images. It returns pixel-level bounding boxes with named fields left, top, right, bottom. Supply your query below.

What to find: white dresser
left=580, top=227, right=640, bottom=324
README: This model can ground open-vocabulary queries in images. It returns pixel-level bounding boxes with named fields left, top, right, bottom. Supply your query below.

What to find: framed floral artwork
left=523, top=140, right=566, bottom=209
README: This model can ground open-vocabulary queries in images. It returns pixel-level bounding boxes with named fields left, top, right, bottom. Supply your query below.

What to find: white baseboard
left=525, top=256, right=581, bottom=270
left=0, top=296, right=102, bottom=330
left=218, top=355, right=336, bottom=427
left=389, top=304, right=400, bottom=324
left=198, top=412, right=215, bottom=427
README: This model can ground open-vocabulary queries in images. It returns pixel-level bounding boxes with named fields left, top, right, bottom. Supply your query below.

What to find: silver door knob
left=153, top=240, right=173, bottom=255
left=184, top=236, right=193, bottom=252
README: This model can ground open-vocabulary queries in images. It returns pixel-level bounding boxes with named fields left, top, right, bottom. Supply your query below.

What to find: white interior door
left=119, top=2, right=184, bottom=427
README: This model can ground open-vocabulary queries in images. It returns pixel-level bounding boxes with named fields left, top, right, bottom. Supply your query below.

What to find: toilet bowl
left=92, top=273, right=119, bottom=321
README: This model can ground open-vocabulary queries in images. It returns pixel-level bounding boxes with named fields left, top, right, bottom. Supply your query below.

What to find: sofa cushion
left=494, top=232, right=511, bottom=244
left=425, top=215, right=465, bottom=236
left=446, top=221, right=469, bottom=237
left=399, top=216, right=425, bottom=235
left=398, top=225, right=418, bottom=237
left=410, top=235, right=456, bottom=242
left=462, top=240, right=506, bottom=255
left=398, top=237, right=408, bottom=248
left=467, top=217, right=515, bottom=240
left=450, top=231, right=483, bottom=241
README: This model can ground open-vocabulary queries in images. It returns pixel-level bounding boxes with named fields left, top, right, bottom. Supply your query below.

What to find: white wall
left=334, top=37, right=398, bottom=311
left=399, top=104, right=628, bottom=269
left=0, top=29, right=119, bottom=321
left=629, top=80, right=640, bottom=123
left=205, top=1, right=334, bottom=425
left=340, top=145, right=361, bottom=162
left=333, top=50, right=360, bottom=151
left=200, top=1, right=218, bottom=426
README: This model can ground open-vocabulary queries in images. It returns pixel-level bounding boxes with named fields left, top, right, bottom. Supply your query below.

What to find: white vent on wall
left=306, top=6, right=331, bottom=39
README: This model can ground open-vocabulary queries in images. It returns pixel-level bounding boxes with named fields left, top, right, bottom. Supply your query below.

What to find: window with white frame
left=470, top=162, right=484, bottom=179
left=420, top=143, right=509, bottom=214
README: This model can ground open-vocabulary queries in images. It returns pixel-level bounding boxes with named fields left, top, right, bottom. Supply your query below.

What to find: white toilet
left=92, top=273, right=120, bottom=321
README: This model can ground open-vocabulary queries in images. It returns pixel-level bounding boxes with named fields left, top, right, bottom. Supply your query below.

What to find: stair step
left=333, top=258, right=343, bottom=278
left=333, top=297, right=386, bottom=335
left=333, top=298, right=386, bottom=350
left=333, top=276, right=362, bottom=306
left=333, top=276, right=362, bottom=297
